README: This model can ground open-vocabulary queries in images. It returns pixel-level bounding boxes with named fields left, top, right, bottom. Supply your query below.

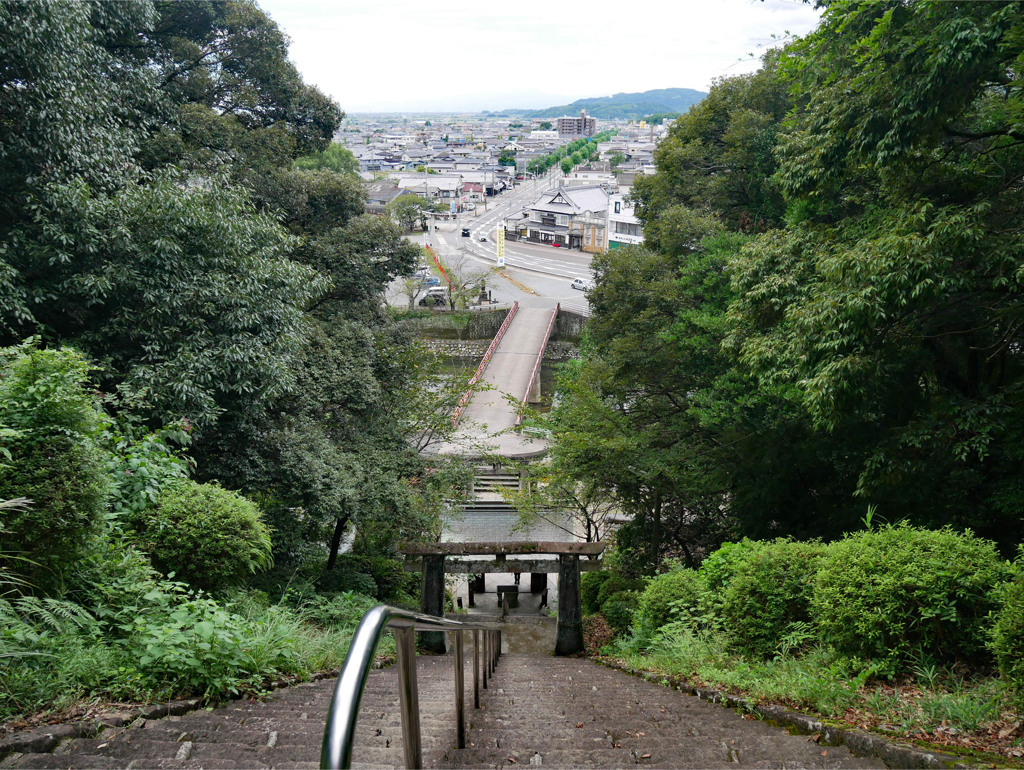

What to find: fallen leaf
left=576, top=723, right=584, bottom=729
left=808, top=734, right=821, bottom=743
left=998, top=722, right=1022, bottom=740
left=642, top=754, right=651, bottom=759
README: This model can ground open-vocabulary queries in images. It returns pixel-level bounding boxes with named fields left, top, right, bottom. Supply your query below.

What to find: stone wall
left=422, top=339, right=490, bottom=358
left=422, top=338, right=578, bottom=361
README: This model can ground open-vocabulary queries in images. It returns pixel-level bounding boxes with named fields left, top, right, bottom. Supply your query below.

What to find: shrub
left=810, top=524, right=1009, bottom=671
left=129, top=479, right=273, bottom=591
left=301, top=591, right=379, bottom=630
left=717, top=538, right=825, bottom=659
left=0, top=344, right=111, bottom=587
left=581, top=571, right=611, bottom=614
left=990, top=549, right=1024, bottom=708
left=316, top=563, right=377, bottom=598
left=698, top=539, right=756, bottom=625
left=601, top=590, right=642, bottom=635
left=634, top=567, right=704, bottom=634
left=596, top=574, right=646, bottom=609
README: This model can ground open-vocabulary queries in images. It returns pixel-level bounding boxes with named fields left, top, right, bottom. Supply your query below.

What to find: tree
left=0, top=0, right=157, bottom=330
left=126, top=0, right=342, bottom=164
left=631, top=54, right=789, bottom=236
left=387, top=194, right=429, bottom=232
left=293, top=143, right=360, bottom=176
left=724, top=2, right=1024, bottom=551
left=5, top=172, right=324, bottom=428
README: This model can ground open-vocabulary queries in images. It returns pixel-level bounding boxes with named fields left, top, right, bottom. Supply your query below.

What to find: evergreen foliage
left=633, top=567, right=704, bottom=635
left=0, top=344, right=110, bottom=587
left=128, top=479, right=273, bottom=591
left=810, top=525, right=1008, bottom=670
left=990, top=548, right=1024, bottom=709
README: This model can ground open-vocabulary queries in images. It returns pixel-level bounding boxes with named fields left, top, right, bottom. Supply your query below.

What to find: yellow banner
left=496, top=226, right=505, bottom=266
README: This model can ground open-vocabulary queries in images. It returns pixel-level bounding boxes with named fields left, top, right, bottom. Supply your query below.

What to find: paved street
left=391, top=171, right=596, bottom=316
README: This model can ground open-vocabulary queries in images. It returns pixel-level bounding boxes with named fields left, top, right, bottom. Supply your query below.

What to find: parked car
left=570, top=277, right=592, bottom=291
left=418, top=287, right=448, bottom=306
left=419, top=275, right=440, bottom=287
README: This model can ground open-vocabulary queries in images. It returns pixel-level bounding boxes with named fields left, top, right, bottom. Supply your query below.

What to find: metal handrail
left=320, top=605, right=502, bottom=770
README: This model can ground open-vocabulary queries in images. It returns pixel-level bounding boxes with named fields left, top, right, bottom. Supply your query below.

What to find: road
left=390, top=170, right=595, bottom=315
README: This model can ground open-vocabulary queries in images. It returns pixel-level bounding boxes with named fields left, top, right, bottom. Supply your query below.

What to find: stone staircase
left=2, top=649, right=888, bottom=769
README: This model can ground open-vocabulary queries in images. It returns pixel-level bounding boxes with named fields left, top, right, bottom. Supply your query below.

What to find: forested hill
left=524, top=88, right=707, bottom=119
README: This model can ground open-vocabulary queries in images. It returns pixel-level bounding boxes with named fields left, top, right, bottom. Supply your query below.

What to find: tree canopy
left=552, top=0, right=1024, bottom=570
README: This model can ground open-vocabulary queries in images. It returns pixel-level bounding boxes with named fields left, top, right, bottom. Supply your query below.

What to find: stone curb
left=593, top=658, right=978, bottom=769
left=0, top=668, right=342, bottom=762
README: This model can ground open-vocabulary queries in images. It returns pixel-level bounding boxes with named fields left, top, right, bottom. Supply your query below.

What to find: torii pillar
left=419, top=554, right=446, bottom=654
left=555, top=553, right=584, bottom=656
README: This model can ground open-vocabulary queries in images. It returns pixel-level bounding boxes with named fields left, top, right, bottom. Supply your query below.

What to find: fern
left=13, top=596, right=96, bottom=632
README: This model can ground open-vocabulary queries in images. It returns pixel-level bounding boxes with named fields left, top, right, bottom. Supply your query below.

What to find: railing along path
left=320, top=605, right=502, bottom=770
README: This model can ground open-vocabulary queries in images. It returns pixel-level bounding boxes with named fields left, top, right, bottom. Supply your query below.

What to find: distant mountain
left=520, top=88, right=707, bottom=120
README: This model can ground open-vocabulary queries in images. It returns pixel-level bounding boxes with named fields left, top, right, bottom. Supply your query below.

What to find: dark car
left=462, top=228, right=470, bottom=237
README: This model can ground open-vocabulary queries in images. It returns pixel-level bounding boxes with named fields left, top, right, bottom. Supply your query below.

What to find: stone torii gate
left=400, top=541, right=605, bottom=656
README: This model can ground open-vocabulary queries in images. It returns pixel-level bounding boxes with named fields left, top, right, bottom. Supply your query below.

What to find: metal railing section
left=320, top=605, right=502, bottom=770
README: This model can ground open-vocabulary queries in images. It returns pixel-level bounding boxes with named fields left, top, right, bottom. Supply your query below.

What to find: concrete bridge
left=436, top=302, right=558, bottom=460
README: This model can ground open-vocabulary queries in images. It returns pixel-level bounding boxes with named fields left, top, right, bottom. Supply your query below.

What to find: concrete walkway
left=437, top=306, right=556, bottom=460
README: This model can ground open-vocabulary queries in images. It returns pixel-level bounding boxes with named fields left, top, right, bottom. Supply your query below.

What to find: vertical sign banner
left=496, top=225, right=505, bottom=267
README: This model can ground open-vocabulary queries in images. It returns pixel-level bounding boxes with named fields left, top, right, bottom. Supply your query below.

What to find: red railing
left=425, top=246, right=452, bottom=287
left=515, top=304, right=559, bottom=428
left=452, top=302, right=520, bottom=426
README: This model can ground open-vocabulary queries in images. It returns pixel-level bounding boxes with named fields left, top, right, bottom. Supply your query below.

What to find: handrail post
left=473, top=629, right=481, bottom=708
left=395, top=627, right=422, bottom=769
left=482, top=631, right=489, bottom=689
left=454, top=630, right=466, bottom=749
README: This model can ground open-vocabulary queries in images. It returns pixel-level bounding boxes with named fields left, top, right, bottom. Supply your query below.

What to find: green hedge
left=581, top=571, right=611, bottom=615
left=602, top=590, right=642, bottom=635
left=810, top=524, right=1008, bottom=670
left=633, top=568, right=704, bottom=634
left=718, top=539, right=825, bottom=659
left=990, top=548, right=1024, bottom=708
left=0, top=345, right=111, bottom=588
left=596, top=575, right=646, bottom=609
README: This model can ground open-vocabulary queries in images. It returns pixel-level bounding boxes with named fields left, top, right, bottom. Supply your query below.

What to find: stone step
left=2, top=645, right=901, bottom=770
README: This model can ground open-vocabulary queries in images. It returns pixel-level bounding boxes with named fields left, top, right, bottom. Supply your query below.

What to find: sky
left=254, top=0, right=824, bottom=114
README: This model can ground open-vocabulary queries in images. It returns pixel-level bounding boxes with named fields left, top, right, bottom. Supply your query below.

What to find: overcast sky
left=254, top=0, right=823, bottom=113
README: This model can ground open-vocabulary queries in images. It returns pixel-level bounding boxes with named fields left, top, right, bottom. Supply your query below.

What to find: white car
left=571, top=277, right=592, bottom=291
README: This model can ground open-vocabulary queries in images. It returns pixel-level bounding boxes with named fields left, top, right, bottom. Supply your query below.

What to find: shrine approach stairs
left=3, top=647, right=887, bottom=769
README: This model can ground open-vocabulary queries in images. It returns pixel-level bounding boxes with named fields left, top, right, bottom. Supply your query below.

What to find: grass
left=0, top=589, right=389, bottom=729
left=602, top=623, right=1023, bottom=764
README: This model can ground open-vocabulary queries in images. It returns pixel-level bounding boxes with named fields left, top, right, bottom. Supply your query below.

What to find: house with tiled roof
left=364, top=180, right=407, bottom=214
left=518, top=184, right=610, bottom=252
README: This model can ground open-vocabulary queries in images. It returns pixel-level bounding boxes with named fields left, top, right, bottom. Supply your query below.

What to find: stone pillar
left=555, top=554, right=583, bottom=656
left=420, top=554, right=446, bottom=654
